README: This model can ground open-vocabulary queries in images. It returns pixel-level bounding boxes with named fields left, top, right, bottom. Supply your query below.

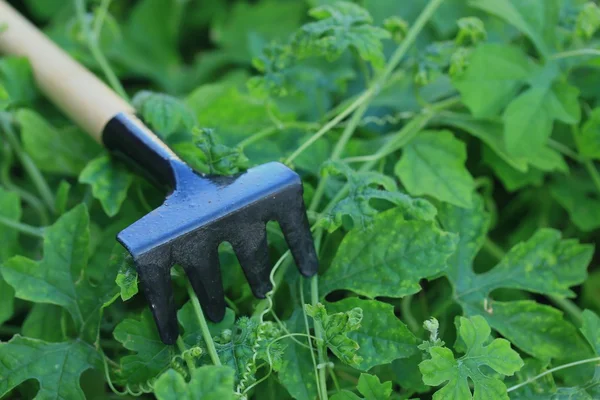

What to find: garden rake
left=0, top=2, right=318, bottom=344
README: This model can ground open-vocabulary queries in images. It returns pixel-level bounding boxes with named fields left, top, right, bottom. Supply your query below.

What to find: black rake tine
left=278, top=198, right=319, bottom=277
left=180, top=245, right=227, bottom=323
left=233, top=223, right=273, bottom=298
left=135, top=256, right=178, bottom=344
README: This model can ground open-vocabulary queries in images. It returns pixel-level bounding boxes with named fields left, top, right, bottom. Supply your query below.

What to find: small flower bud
left=423, top=317, right=440, bottom=342
left=384, top=16, right=409, bottom=43
left=455, top=17, right=486, bottom=46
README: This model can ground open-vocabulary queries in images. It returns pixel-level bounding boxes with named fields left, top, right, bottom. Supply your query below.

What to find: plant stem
left=401, top=295, right=420, bottom=333
left=185, top=282, right=221, bottom=366
left=547, top=139, right=583, bottom=162
left=1, top=142, right=50, bottom=225
left=238, top=122, right=319, bottom=149
left=382, top=0, right=446, bottom=84
left=252, top=255, right=291, bottom=318
left=551, top=48, right=600, bottom=60
left=300, top=278, right=323, bottom=399
left=482, top=238, right=584, bottom=324
left=354, top=95, right=459, bottom=175
left=482, top=238, right=505, bottom=261
left=176, top=336, right=196, bottom=372
left=311, top=275, right=329, bottom=400
left=330, top=102, right=370, bottom=161
left=0, top=325, right=20, bottom=335
left=224, top=296, right=240, bottom=315
left=309, top=102, right=370, bottom=211
left=305, top=0, right=446, bottom=210
left=0, top=215, right=44, bottom=237
left=584, top=160, right=600, bottom=195
left=135, top=182, right=153, bottom=213
left=431, top=297, right=455, bottom=318
left=285, top=89, right=374, bottom=165
left=329, top=369, right=341, bottom=393
left=335, top=370, right=359, bottom=385
left=548, top=295, right=583, bottom=325
left=74, top=0, right=129, bottom=101
left=507, top=356, right=600, bottom=392
left=92, top=0, right=112, bottom=38
left=1, top=117, right=55, bottom=213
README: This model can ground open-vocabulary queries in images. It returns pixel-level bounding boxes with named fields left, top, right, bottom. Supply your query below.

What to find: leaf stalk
left=185, top=282, right=222, bottom=366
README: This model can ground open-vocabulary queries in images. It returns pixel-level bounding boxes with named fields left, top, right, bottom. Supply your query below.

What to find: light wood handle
left=0, top=1, right=134, bottom=142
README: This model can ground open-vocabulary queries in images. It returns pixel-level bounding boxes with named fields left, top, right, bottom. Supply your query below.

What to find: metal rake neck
left=103, top=113, right=184, bottom=189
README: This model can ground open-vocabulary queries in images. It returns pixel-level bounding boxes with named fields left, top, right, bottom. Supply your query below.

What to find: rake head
left=118, top=160, right=318, bottom=344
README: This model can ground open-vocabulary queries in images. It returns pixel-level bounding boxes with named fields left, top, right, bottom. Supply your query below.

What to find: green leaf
left=0, top=336, right=98, bottom=399
left=0, top=57, right=38, bottom=106
left=0, top=83, right=9, bottom=110
left=503, top=82, right=581, bottom=158
left=55, top=180, right=71, bottom=216
left=395, top=130, right=475, bottom=208
left=419, top=315, right=523, bottom=400
left=109, top=0, right=190, bottom=92
left=438, top=113, right=528, bottom=172
left=278, top=309, right=319, bottom=400
left=181, top=128, right=249, bottom=175
left=475, top=300, right=592, bottom=361
left=1, top=205, right=117, bottom=343
left=21, top=0, right=66, bottom=21
left=581, top=310, right=600, bottom=355
left=321, top=207, right=457, bottom=298
left=482, top=146, right=544, bottom=192
left=113, top=309, right=176, bottom=387
left=212, top=317, right=284, bottom=384
left=212, top=0, right=305, bottom=63
left=111, top=246, right=138, bottom=302
left=526, top=145, right=569, bottom=173
left=550, top=173, right=600, bottom=232
left=576, top=2, right=600, bottom=39
left=332, top=373, right=393, bottom=400
left=0, top=188, right=20, bottom=326
left=178, top=301, right=235, bottom=347
left=391, top=353, right=430, bottom=395
left=16, top=109, right=100, bottom=176
left=132, top=91, right=197, bottom=138
left=79, top=155, right=134, bottom=217
left=248, top=42, right=355, bottom=108
left=154, top=366, right=236, bottom=400
left=439, top=195, right=594, bottom=360
left=438, top=195, right=490, bottom=291
left=472, top=229, right=591, bottom=298
left=112, top=302, right=236, bottom=389
left=576, top=108, right=600, bottom=160
left=305, top=302, right=363, bottom=367
left=508, top=358, right=556, bottom=400
left=185, top=83, right=283, bottom=144
left=453, top=44, right=533, bottom=118
left=326, top=298, right=418, bottom=371
left=444, top=111, right=565, bottom=175
left=470, top=0, right=559, bottom=56
left=294, top=2, right=391, bottom=67
left=545, top=81, right=581, bottom=125
left=318, top=160, right=436, bottom=232
left=330, top=391, right=362, bottom=400
left=356, top=373, right=393, bottom=400
left=120, top=0, right=183, bottom=72
left=503, top=87, right=553, bottom=158
left=554, top=380, right=600, bottom=399
left=22, top=304, right=65, bottom=342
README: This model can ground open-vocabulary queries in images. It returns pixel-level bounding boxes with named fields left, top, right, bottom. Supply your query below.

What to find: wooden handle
left=0, top=1, right=134, bottom=142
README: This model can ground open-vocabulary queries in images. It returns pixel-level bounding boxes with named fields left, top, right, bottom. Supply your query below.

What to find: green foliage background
left=1, top=0, right=600, bottom=399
